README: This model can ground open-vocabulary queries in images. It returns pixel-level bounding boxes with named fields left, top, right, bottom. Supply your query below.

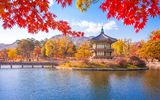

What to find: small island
left=59, top=56, right=148, bottom=71
left=59, top=27, right=148, bottom=71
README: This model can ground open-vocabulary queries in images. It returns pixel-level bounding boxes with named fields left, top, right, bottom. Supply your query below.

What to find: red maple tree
left=0, top=0, right=83, bottom=37
left=0, top=0, right=160, bottom=38
left=100, top=0, right=160, bottom=32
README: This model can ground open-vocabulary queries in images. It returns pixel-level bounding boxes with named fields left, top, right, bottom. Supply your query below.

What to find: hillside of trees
left=0, top=30, right=160, bottom=62
left=0, top=35, right=91, bottom=62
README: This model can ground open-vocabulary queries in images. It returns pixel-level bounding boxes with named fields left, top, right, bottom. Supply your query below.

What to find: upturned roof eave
left=91, top=33, right=117, bottom=42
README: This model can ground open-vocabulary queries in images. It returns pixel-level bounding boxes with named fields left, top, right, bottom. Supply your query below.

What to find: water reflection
left=142, top=70, right=160, bottom=99
left=77, top=71, right=160, bottom=100
left=0, top=69, right=160, bottom=100
left=77, top=71, right=111, bottom=100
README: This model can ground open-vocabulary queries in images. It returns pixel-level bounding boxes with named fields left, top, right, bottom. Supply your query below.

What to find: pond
left=0, top=68, right=160, bottom=100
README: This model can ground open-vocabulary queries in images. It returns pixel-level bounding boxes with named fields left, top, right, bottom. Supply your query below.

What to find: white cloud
left=48, top=0, right=54, bottom=6
left=71, top=20, right=118, bottom=34
left=0, top=21, right=61, bottom=44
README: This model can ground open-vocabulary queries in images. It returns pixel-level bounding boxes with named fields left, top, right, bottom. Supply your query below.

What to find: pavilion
left=91, top=27, right=117, bottom=59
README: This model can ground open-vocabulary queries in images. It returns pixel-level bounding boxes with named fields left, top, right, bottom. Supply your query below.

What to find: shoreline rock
left=57, top=67, right=149, bottom=71
left=147, top=62, right=160, bottom=70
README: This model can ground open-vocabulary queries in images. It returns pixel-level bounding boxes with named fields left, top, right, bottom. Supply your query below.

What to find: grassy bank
left=60, top=61, right=146, bottom=69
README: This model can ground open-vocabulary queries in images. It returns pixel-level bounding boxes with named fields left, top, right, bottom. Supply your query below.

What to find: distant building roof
left=91, top=27, right=117, bottom=43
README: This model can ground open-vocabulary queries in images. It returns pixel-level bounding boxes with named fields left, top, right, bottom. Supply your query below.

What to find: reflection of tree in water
left=112, top=71, right=145, bottom=80
left=77, top=71, right=112, bottom=100
left=112, top=70, right=160, bottom=99
left=143, top=70, right=160, bottom=98
left=77, top=71, right=147, bottom=100
left=144, top=70, right=160, bottom=88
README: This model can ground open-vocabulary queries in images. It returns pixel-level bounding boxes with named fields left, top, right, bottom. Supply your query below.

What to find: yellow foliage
left=8, top=49, right=17, bottom=60
left=45, top=39, right=57, bottom=57
left=58, top=36, right=75, bottom=57
left=76, top=0, right=99, bottom=12
left=44, top=36, right=75, bottom=58
left=76, top=0, right=92, bottom=12
left=138, top=40, right=160, bottom=61
left=75, top=42, right=92, bottom=60
left=138, top=30, right=160, bottom=61
left=112, top=39, right=131, bottom=57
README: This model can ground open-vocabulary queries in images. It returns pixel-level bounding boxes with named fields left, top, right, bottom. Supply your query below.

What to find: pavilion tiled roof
left=91, top=27, right=117, bottom=42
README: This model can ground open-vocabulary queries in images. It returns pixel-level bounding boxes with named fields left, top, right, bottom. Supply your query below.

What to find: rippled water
left=0, top=68, right=160, bottom=100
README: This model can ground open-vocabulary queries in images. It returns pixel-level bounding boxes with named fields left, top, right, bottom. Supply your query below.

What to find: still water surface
left=0, top=67, right=160, bottom=100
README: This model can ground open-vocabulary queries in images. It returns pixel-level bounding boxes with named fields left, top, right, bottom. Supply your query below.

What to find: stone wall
left=147, top=62, right=160, bottom=70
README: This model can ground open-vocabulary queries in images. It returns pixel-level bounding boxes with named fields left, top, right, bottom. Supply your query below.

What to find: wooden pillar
left=95, top=51, right=97, bottom=57
left=96, top=43, right=97, bottom=49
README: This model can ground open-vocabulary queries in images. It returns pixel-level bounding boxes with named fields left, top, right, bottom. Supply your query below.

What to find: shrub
left=128, top=56, right=146, bottom=67
left=115, top=57, right=128, bottom=68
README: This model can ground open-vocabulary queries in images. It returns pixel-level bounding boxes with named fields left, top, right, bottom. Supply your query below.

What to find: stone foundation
left=147, top=62, right=160, bottom=70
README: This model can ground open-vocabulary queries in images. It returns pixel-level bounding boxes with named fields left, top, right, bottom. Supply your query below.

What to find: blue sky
left=0, top=1, right=160, bottom=44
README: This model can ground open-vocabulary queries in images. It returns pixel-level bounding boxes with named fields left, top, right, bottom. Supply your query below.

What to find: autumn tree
left=75, top=42, right=92, bottom=60
left=45, top=36, right=75, bottom=58
left=40, top=39, right=48, bottom=57
left=138, top=30, right=160, bottom=61
left=0, top=0, right=84, bottom=37
left=8, top=49, right=17, bottom=61
left=45, top=39, right=57, bottom=58
left=150, top=29, right=160, bottom=40
left=41, top=46, right=47, bottom=57
left=130, top=40, right=145, bottom=57
left=57, top=36, right=75, bottom=58
left=0, top=49, right=8, bottom=61
left=138, top=40, right=160, bottom=61
left=0, top=0, right=160, bottom=38
left=76, top=0, right=99, bottom=12
left=77, top=0, right=160, bottom=33
left=33, top=46, right=41, bottom=61
left=16, top=39, right=35, bottom=61
left=112, top=39, right=131, bottom=57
